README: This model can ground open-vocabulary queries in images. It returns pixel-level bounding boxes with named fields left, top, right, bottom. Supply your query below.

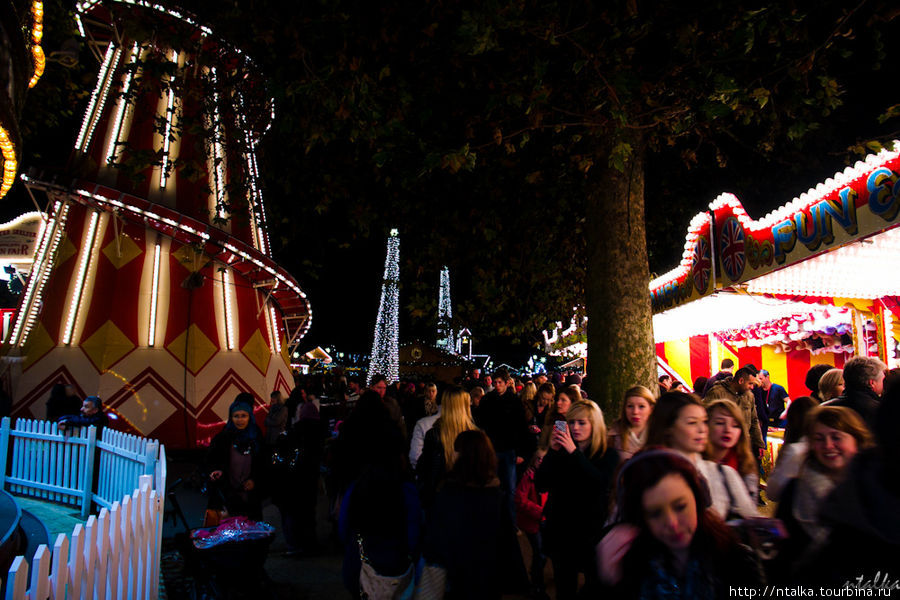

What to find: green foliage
left=185, top=0, right=896, bottom=346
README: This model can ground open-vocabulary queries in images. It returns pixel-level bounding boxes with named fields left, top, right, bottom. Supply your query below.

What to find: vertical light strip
left=10, top=202, right=67, bottom=345
left=74, top=13, right=86, bottom=37
left=222, top=267, right=234, bottom=350
left=247, top=140, right=271, bottom=254
left=76, top=43, right=120, bottom=152
left=209, top=68, right=227, bottom=222
left=28, top=1, right=45, bottom=88
left=159, top=50, right=178, bottom=189
left=62, top=211, right=99, bottom=345
left=148, top=239, right=161, bottom=346
left=104, top=42, right=140, bottom=165
left=263, top=298, right=275, bottom=352
left=269, top=305, right=282, bottom=354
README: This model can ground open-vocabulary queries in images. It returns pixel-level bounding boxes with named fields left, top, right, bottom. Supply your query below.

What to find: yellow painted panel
left=808, top=352, right=835, bottom=368
left=761, top=346, right=789, bottom=389
left=714, top=341, right=739, bottom=372
left=664, top=338, right=693, bottom=384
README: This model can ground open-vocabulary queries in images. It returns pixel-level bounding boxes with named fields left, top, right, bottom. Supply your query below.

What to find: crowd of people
left=45, top=357, right=898, bottom=598
left=197, top=356, right=899, bottom=599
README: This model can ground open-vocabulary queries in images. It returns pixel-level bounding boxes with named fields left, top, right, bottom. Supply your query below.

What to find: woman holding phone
left=535, top=400, right=619, bottom=599
left=538, top=388, right=577, bottom=450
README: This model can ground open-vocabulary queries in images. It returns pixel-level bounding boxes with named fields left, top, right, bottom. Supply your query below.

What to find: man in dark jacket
left=57, top=395, right=108, bottom=435
left=701, top=358, right=735, bottom=397
left=704, top=367, right=765, bottom=459
left=476, top=368, right=528, bottom=523
left=823, top=356, right=886, bottom=430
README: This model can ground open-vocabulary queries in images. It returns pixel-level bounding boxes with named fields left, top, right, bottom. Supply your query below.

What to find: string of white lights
left=62, top=210, right=100, bottom=345
left=221, top=267, right=235, bottom=350
left=9, top=203, right=66, bottom=345
left=75, top=43, right=120, bottom=152
left=20, top=175, right=313, bottom=340
left=148, top=239, right=162, bottom=346
left=438, top=266, right=454, bottom=349
left=269, top=305, right=282, bottom=354
left=208, top=68, right=228, bottom=223
left=105, top=43, right=140, bottom=165
left=159, top=49, right=178, bottom=189
left=367, top=229, right=400, bottom=384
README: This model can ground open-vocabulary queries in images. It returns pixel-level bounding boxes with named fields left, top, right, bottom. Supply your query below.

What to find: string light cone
left=367, top=229, right=400, bottom=384
left=437, top=265, right=454, bottom=351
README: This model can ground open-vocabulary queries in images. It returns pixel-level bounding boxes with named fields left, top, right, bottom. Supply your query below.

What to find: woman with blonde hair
left=416, top=385, right=479, bottom=508
left=775, top=405, right=873, bottom=576
left=608, top=385, right=656, bottom=461
left=535, top=401, right=619, bottom=599
left=818, top=368, right=844, bottom=403
left=705, top=399, right=758, bottom=497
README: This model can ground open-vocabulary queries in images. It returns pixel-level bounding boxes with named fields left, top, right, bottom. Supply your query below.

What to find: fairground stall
left=1, top=0, right=311, bottom=448
left=651, top=144, right=900, bottom=399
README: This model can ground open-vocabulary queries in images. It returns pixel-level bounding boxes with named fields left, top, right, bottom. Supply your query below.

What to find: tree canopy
left=13, top=0, right=900, bottom=403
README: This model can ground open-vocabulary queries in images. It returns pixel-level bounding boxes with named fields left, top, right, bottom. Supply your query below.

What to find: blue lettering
left=794, top=205, right=822, bottom=251
left=821, top=188, right=858, bottom=240
left=867, top=167, right=899, bottom=221
left=772, top=219, right=796, bottom=264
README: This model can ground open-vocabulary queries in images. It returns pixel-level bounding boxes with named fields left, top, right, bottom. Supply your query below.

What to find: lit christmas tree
left=367, top=229, right=400, bottom=384
left=437, top=265, right=455, bottom=351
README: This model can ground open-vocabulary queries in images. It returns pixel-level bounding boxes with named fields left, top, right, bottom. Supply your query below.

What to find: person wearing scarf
left=207, top=393, right=267, bottom=520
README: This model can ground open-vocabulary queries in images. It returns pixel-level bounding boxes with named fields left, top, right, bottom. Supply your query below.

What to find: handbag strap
left=717, top=463, right=738, bottom=517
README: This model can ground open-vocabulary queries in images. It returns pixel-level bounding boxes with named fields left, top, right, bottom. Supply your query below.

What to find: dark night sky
left=5, top=2, right=898, bottom=358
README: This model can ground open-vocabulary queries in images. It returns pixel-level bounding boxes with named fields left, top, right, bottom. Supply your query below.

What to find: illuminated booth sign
left=0, top=213, right=43, bottom=260
left=651, top=147, right=900, bottom=313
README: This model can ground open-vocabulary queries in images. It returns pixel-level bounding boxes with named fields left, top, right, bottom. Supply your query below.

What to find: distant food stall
left=650, top=144, right=900, bottom=399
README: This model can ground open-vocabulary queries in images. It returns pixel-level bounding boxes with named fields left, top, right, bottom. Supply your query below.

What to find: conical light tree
left=437, top=265, right=454, bottom=351
left=367, top=229, right=400, bottom=384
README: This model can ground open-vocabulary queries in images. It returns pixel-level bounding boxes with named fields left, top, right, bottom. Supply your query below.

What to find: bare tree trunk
left=584, top=133, right=658, bottom=419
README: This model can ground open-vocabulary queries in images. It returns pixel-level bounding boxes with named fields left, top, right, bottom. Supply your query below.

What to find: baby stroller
left=176, top=483, right=276, bottom=599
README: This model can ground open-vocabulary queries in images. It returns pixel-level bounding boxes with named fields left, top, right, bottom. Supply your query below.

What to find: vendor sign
left=0, top=212, right=43, bottom=260
left=651, top=144, right=900, bottom=313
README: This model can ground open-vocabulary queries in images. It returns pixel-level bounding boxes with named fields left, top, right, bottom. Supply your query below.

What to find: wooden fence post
left=29, top=545, right=51, bottom=600
left=107, top=501, right=121, bottom=600
left=68, top=524, right=84, bottom=600
left=80, top=426, right=97, bottom=518
left=0, top=416, right=9, bottom=490
left=5, top=555, right=28, bottom=600
left=51, top=534, right=69, bottom=600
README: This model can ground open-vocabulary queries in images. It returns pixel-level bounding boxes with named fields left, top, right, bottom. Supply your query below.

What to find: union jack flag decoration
left=719, top=217, right=746, bottom=281
left=692, top=235, right=711, bottom=294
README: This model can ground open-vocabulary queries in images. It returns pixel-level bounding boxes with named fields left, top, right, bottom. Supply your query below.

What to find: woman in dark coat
left=423, top=429, right=503, bottom=600
left=272, top=400, right=325, bottom=554
left=535, top=400, right=619, bottom=600
left=206, top=393, right=267, bottom=520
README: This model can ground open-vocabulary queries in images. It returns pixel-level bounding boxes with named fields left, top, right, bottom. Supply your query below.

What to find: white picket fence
left=1, top=474, right=163, bottom=599
left=0, top=418, right=162, bottom=518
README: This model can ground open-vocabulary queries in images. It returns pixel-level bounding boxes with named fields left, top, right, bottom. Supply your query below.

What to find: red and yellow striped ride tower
left=5, top=0, right=310, bottom=447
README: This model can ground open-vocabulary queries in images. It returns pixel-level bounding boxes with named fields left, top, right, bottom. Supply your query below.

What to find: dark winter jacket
left=534, top=445, right=619, bottom=555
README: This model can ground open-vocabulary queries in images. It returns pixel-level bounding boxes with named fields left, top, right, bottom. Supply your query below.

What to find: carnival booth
left=1, top=1, right=311, bottom=448
left=650, top=144, right=900, bottom=399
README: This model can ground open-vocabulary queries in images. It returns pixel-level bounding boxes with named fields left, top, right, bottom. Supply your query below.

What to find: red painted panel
left=688, top=335, right=711, bottom=381
left=785, top=349, right=812, bottom=400
left=655, top=342, right=666, bottom=363
left=834, top=353, right=847, bottom=369
left=739, top=346, right=763, bottom=372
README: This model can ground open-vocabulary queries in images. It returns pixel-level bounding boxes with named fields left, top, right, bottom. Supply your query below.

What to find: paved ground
left=11, top=496, right=83, bottom=541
